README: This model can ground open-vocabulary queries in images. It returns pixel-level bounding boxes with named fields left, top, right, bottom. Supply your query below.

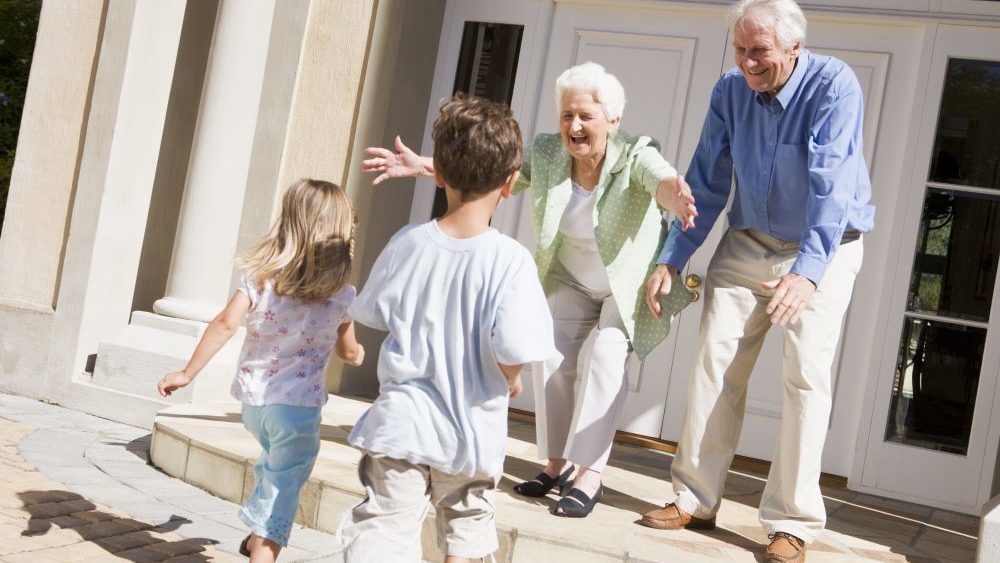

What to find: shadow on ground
left=17, top=489, right=222, bottom=561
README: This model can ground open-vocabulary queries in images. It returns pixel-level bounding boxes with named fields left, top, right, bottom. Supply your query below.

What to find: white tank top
left=557, top=181, right=611, bottom=292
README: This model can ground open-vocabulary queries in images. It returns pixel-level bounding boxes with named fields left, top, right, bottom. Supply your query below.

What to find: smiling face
left=559, top=88, right=620, bottom=163
left=733, top=15, right=801, bottom=97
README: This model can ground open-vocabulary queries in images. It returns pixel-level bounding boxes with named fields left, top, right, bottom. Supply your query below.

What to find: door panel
left=531, top=2, right=730, bottom=436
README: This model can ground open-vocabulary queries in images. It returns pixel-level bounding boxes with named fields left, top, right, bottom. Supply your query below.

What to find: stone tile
left=315, top=485, right=360, bottom=535
left=149, top=430, right=189, bottom=480
left=93, top=529, right=166, bottom=552
left=511, top=537, right=621, bottom=562
left=183, top=447, right=244, bottom=504
left=92, top=459, right=157, bottom=480
left=287, top=526, right=341, bottom=557
left=120, top=477, right=203, bottom=499
left=36, top=467, right=111, bottom=486
left=911, top=527, right=978, bottom=561
left=21, top=540, right=112, bottom=562
left=927, top=508, right=981, bottom=537
left=161, top=493, right=238, bottom=517
left=295, top=478, right=321, bottom=527
left=144, top=538, right=211, bottom=557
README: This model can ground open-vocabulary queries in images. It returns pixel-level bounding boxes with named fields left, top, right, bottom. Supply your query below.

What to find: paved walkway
left=0, top=391, right=983, bottom=562
left=0, top=393, right=341, bottom=562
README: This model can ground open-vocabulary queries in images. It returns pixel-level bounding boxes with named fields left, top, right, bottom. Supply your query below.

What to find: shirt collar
left=756, top=48, right=810, bottom=109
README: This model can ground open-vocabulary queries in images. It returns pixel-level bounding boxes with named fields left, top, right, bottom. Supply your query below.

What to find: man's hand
left=646, top=264, right=679, bottom=319
left=362, top=136, right=431, bottom=184
left=762, top=273, right=816, bottom=326
left=657, top=175, right=698, bottom=231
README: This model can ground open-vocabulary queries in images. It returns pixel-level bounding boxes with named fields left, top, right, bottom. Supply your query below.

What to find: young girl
left=156, top=178, right=364, bottom=563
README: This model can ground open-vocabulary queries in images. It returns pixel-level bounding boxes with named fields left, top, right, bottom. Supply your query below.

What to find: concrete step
left=149, top=396, right=977, bottom=562
left=92, top=311, right=242, bottom=404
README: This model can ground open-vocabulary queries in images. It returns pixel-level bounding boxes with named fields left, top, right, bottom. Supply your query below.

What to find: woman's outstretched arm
left=362, top=135, right=435, bottom=185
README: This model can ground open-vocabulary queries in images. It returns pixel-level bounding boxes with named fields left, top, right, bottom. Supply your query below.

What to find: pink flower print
left=264, top=310, right=276, bottom=322
left=312, top=383, right=322, bottom=391
left=270, top=358, right=280, bottom=367
left=296, top=349, right=307, bottom=357
left=310, top=319, right=318, bottom=326
left=240, top=366, right=251, bottom=375
left=267, top=368, right=277, bottom=377
left=322, top=300, right=333, bottom=308
left=278, top=326, right=289, bottom=335
left=271, top=346, right=280, bottom=354
left=310, top=355, right=319, bottom=363
left=296, top=371, right=306, bottom=379
left=250, top=331, right=261, bottom=339
left=306, top=337, right=315, bottom=345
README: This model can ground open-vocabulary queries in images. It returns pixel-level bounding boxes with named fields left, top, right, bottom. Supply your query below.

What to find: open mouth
left=747, top=67, right=768, bottom=76
left=570, top=134, right=588, bottom=146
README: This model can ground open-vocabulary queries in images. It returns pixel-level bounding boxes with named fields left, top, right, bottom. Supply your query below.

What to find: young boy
left=337, top=95, right=559, bottom=562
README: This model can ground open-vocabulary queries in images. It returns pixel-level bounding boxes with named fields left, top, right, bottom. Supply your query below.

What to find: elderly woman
left=364, top=62, right=697, bottom=518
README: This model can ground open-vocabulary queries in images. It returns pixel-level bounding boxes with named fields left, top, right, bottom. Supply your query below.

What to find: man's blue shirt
left=658, top=49, right=875, bottom=283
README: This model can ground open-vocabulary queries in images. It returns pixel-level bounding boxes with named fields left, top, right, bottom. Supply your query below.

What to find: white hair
left=730, top=0, right=807, bottom=48
left=554, top=62, right=626, bottom=121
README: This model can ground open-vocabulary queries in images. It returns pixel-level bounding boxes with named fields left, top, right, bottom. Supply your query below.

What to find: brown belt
left=841, top=230, right=861, bottom=244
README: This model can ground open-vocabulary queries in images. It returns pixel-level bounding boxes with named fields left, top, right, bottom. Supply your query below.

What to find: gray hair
left=554, top=61, right=626, bottom=122
left=730, top=0, right=807, bottom=48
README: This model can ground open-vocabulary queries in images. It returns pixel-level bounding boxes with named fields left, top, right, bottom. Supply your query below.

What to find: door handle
left=686, top=274, right=702, bottom=303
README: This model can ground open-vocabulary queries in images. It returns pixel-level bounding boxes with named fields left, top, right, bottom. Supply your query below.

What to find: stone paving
left=0, top=390, right=983, bottom=562
left=0, top=393, right=341, bottom=562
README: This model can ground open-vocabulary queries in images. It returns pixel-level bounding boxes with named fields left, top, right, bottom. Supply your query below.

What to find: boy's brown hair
left=431, top=93, right=523, bottom=200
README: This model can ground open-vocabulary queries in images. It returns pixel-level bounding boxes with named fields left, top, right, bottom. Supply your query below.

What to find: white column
left=153, top=0, right=276, bottom=322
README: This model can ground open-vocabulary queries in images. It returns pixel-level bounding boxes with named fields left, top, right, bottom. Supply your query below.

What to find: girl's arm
left=335, top=321, right=365, bottom=366
left=156, top=291, right=251, bottom=397
left=498, top=363, right=523, bottom=398
left=362, top=136, right=434, bottom=185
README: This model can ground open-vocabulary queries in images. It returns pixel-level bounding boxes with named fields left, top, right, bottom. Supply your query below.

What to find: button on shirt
left=658, top=49, right=875, bottom=283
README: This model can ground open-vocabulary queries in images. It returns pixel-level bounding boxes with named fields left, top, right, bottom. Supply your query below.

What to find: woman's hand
left=362, top=135, right=435, bottom=184
left=657, top=175, right=698, bottom=230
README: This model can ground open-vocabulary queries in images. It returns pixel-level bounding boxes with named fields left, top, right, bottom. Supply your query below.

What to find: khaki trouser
left=337, top=453, right=499, bottom=562
left=535, top=261, right=631, bottom=472
left=671, top=228, right=863, bottom=543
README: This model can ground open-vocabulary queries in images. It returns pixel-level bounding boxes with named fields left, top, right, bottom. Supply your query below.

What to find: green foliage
left=0, top=0, right=42, bottom=232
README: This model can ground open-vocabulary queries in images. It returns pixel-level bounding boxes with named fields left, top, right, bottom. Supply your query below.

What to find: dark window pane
left=431, top=21, right=524, bottom=220
left=906, top=188, right=1000, bottom=322
left=885, top=319, right=984, bottom=455
left=929, top=59, right=1000, bottom=189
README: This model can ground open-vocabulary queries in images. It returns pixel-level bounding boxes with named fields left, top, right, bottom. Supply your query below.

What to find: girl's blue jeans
left=239, top=403, right=322, bottom=546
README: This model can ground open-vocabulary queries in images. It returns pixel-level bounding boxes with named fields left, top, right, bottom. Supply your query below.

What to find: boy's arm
left=335, top=321, right=365, bottom=366
left=157, top=291, right=251, bottom=397
left=498, top=363, right=523, bottom=398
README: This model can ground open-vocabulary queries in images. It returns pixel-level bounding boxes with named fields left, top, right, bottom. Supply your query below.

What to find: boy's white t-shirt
left=348, top=220, right=560, bottom=478
left=231, top=274, right=355, bottom=407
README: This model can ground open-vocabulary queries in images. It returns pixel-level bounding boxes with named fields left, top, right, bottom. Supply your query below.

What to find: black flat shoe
left=239, top=534, right=252, bottom=557
left=552, top=485, right=603, bottom=518
left=513, top=464, right=575, bottom=497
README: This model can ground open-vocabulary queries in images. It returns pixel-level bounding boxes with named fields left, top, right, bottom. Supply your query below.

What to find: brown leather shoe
left=639, top=503, right=716, bottom=530
left=765, top=532, right=806, bottom=563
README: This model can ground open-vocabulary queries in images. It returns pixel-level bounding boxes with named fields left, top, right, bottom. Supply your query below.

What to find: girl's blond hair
left=241, top=178, right=355, bottom=301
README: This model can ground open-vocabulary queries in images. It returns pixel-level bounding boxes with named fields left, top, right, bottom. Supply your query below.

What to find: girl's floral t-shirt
left=230, top=273, right=355, bottom=407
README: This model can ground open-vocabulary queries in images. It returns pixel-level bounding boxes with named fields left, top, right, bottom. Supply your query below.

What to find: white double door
left=417, top=0, right=940, bottom=486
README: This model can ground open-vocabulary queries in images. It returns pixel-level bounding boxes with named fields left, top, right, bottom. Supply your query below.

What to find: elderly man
left=640, top=1, right=873, bottom=562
